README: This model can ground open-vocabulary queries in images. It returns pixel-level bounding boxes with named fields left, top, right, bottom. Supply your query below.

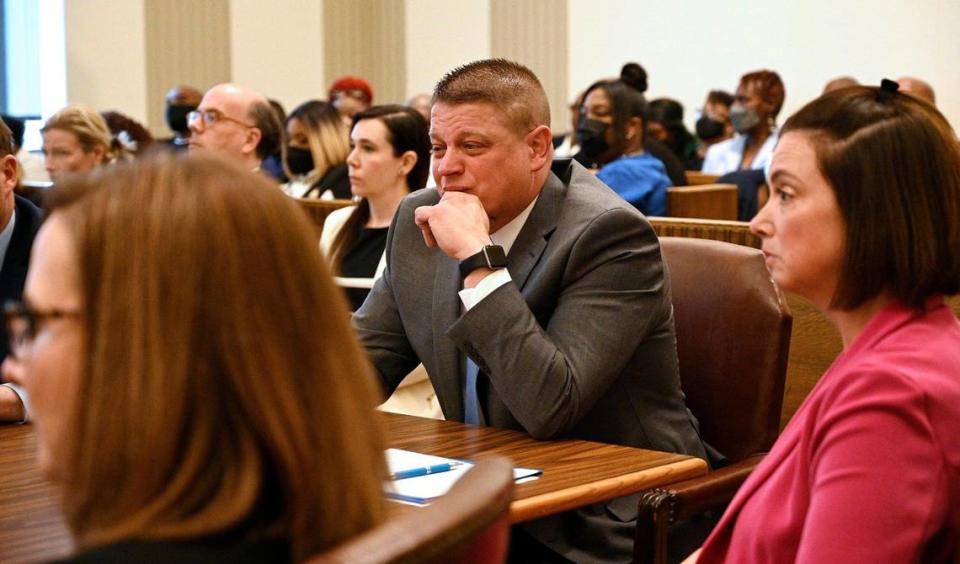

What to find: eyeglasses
left=187, top=109, right=254, bottom=129
left=3, top=300, right=83, bottom=359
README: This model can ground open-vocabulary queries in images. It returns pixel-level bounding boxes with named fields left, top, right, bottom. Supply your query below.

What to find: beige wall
left=146, top=0, right=231, bottom=137
left=404, top=0, right=491, bottom=98
left=63, top=0, right=148, bottom=121
left=568, top=0, right=960, bottom=132
left=491, top=0, right=568, bottom=132
left=229, top=0, right=326, bottom=112
left=59, top=0, right=960, bottom=133
left=324, top=0, right=406, bottom=107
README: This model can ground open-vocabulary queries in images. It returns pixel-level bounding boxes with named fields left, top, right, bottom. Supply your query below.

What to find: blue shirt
left=596, top=153, right=671, bottom=216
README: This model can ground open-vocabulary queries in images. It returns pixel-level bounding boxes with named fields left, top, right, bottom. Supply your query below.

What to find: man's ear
left=243, top=128, right=263, bottom=156
left=526, top=125, right=553, bottom=173
left=400, top=150, right=418, bottom=176
left=0, top=155, right=18, bottom=197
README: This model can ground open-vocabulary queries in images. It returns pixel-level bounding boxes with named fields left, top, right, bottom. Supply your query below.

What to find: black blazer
left=0, top=194, right=42, bottom=359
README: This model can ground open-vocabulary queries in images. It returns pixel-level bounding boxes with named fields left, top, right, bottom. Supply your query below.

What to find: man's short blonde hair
left=432, top=58, right=550, bottom=135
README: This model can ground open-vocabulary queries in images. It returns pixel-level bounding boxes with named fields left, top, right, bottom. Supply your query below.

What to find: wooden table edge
left=508, top=457, right=707, bottom=523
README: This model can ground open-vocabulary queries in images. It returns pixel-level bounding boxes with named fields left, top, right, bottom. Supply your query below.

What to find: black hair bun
left=620, top=62, right=648, bottom=93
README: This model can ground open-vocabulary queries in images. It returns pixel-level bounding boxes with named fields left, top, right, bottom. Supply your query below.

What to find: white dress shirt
left=458, top=195, right=539, bottom=310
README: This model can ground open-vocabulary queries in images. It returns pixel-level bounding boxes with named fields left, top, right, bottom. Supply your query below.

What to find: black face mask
left=166, top=104, right=194, bottom=134
left=695, top=115, right=726, bottom=141
left=286, top=146, right=315, bottom=176
left=576, top=117, right=610, bottom=165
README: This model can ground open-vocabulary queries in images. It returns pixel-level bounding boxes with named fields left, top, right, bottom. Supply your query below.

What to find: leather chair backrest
left=660, top=237, right=792, bottom=462
left=307, top=456, right=514, bottom=564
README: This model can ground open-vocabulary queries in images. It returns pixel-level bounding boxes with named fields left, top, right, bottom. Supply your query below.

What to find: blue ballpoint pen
left=390, top=461, right=464, bottom=481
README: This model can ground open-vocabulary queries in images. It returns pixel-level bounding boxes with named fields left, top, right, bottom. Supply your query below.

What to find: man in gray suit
left=355, top=59, right=707, bottom=563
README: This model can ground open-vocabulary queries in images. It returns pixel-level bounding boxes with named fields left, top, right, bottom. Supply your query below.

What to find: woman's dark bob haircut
left=782, top=84, right=960, bottom=310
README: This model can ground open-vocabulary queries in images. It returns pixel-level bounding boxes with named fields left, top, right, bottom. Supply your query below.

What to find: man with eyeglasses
left=0, top=120, right=42, bottom=423
left=188, top=83, right=282, bottom=173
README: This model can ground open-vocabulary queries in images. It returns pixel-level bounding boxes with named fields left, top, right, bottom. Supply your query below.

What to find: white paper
left=384, top=448, right=541, bottom=505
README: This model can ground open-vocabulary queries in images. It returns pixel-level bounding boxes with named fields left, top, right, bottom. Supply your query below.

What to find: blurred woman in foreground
left=690, top=81, right=960, bottom=562
left=4, top=152, right=386, bottom=561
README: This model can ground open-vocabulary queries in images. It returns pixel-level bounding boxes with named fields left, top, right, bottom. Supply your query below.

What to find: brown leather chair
left=634, top=237, right=792, bottom=564
left=294, top=197, right=356, bottom=235
left=307, top=456, right=514, bottom=564
left=666, top=184, right=738, bottom=220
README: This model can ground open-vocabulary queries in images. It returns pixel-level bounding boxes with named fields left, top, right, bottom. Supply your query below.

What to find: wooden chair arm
left=308, top=456, right=514, bottom=564
left=634, top=454, right=765, bottom=564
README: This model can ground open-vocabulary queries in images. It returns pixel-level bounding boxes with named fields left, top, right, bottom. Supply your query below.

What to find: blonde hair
left=42, top=105, right=114, bottom=162
left=47, top=152, right=386, bottom=559
left=283, top=101, right=350, bottom=190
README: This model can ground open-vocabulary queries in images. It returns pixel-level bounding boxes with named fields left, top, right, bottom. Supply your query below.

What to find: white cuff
left=458, top=269, right=512, bottom=311
left=1, top=382, right=29, bottom=422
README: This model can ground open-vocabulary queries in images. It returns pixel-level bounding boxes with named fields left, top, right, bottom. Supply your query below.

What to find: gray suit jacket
left=355, top=159, right=707, bottom=563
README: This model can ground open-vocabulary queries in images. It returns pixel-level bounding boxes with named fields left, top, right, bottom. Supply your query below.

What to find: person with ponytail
left=574, top=63, right=673, bottom=216
left=688, top=81, right=960, bottom=563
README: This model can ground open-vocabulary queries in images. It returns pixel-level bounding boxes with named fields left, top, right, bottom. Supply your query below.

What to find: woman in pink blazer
left=690, top=81, right=960, bottom=562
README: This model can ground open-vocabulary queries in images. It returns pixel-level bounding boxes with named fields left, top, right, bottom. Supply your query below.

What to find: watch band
left=459, top=245, right=508, bottom=278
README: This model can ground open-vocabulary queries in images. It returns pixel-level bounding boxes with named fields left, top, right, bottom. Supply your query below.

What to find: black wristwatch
left=459, top=245, right=508, bottom=278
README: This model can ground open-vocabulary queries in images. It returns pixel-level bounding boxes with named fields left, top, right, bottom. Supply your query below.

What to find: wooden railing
left=649, top=217, right=760, bottom=248
left=666, top=184, right=737, bottom=220
left=683, top=171, right=721, bottom=186
left=293, top=197, right=356, bottom=235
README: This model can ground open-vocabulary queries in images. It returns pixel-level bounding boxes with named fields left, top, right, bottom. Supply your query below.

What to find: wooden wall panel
left=490, top=0, right=568, bottom=133
left=323, top=0, right=406, bottom=105
left=144, top=0, right=231, bottom=136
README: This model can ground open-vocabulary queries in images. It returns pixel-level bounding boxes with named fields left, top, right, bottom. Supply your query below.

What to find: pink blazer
left=699, top=298, right=960, bottom=563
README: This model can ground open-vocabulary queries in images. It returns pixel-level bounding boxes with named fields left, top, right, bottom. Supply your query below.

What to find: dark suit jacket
left=355, top=159, right=707, bottom=562
left=0, top=194, right=42, bottom=359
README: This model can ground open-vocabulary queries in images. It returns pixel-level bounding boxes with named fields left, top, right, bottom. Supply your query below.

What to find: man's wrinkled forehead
left=430, top=101, right=526, bottom=139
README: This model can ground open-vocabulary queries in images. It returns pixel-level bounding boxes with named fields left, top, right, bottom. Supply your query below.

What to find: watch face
left=484, top=245, right=508, bottom=266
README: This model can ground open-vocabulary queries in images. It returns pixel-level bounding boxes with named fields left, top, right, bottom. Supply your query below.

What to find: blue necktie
left=464, top=357, right=480, bottom=425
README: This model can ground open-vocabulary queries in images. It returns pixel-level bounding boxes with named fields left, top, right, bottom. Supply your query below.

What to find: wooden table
left=0, top=414, right=706, bottom=563
left=385, top=412, right=706, bottom=523
left=0, top=425, right=71, bottom=564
